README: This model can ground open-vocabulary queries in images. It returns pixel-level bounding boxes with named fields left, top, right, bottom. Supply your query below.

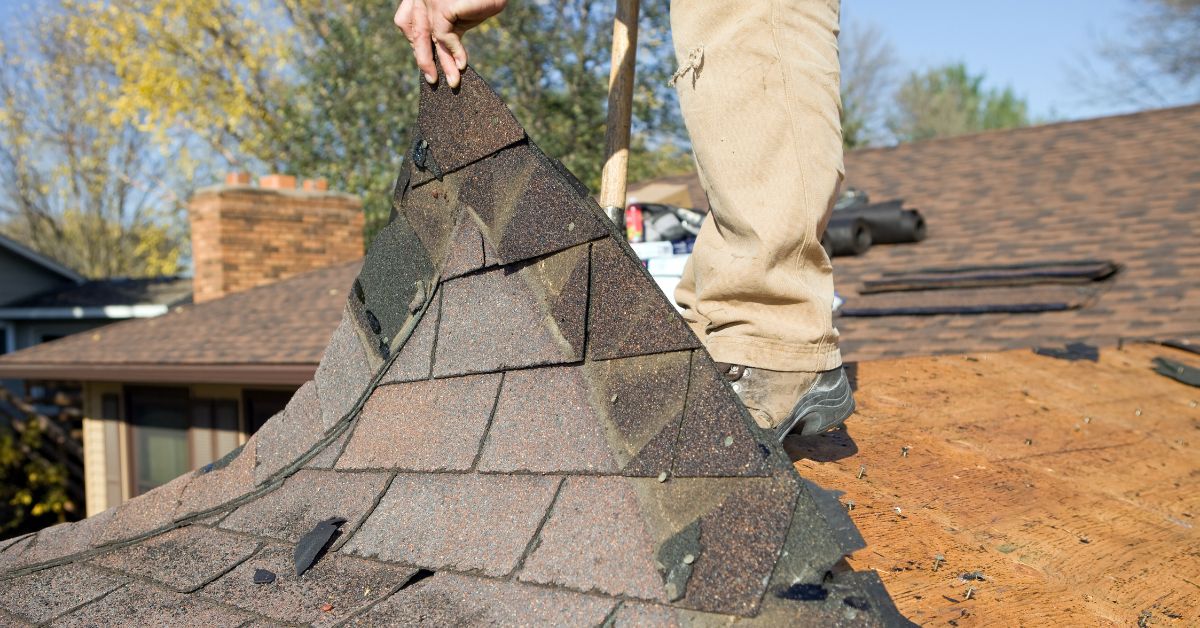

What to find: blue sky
left=0, top=0, right=1175, bottom=122
left=844, top=0, right=1139, bottom=121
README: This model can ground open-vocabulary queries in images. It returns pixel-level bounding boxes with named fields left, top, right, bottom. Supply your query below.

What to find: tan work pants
left=671, top=0, right=844, bottom=372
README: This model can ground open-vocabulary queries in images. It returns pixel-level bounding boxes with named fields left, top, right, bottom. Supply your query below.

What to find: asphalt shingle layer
left=0, top=65, right=908, bottom=627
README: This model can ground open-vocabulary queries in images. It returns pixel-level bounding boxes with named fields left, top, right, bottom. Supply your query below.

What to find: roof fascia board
left=0, top=304, right=170, bottom=320
left=0, top=362, right=316, bottom=386
left=0, top=232, right=85, bottom=283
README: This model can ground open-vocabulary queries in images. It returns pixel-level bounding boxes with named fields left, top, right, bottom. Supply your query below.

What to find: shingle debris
left=294, top=516, right=346, bottom=577
left=0, top=64, right=910, bottom=627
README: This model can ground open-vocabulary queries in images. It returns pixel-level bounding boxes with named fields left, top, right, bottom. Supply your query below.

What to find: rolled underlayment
left=0, top=66, right=910, bottom=626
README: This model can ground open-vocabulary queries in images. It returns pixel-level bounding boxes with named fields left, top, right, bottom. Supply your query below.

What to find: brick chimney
left=189, top=173, right=364, bottom=303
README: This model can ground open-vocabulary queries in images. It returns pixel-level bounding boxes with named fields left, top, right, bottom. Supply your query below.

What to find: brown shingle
left=337, top=374, right=502, bottom=471
left=200, top=544, right=416, bottom=624
left=477, top=365, right=619, bottom=473
left=219, top=469, right=390, bottom=545
left=251, top=381, right=324, bottom=485
left=342, top=473, right=561, bottom=577
left=92, top=526, right=259, bottom=593
left=52, top=582, right=252, bottom=627
left=433, top=244, right=589, bottom=377
left=519, top=476, right=665, bottom=600
left=313, top=314, right=373, bottom=430
left=0, top=564, right=125, bottom=624
left=588, top=238, right=702, bottom=361
left=347, top=572, right=615, bottom=627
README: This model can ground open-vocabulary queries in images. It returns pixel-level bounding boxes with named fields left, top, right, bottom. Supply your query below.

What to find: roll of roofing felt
left=822, top=216, right=873, bottom=257
left=836, top=205, right=927, bottom=244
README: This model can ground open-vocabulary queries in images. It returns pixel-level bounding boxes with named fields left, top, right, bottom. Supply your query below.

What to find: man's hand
left=394, top=0, right=507, bottom=89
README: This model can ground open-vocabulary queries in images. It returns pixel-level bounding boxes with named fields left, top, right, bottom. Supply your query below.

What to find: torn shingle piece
left=252, top=568, right=276, bottom=585
left=293, top=517, right=346, bottom=577
left=91, top=526, right=259, bottom=593
left=342, top=473, right=560, bottom=577
left=338, top=373, right=501, bottom=471
left=0, top=564, right=126, bottom=624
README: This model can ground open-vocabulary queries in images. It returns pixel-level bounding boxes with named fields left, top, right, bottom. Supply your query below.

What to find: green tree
left=0, top=386, right=84, bottom=536
left=888, top=63, right=1030, bottom=143
left=52, top=0, right=688, bottom=235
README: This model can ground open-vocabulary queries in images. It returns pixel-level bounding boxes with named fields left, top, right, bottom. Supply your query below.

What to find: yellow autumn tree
left=0, top=15, right=189, bottom=278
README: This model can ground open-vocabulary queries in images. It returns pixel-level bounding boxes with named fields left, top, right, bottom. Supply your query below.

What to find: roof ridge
left=848, top=102, right=1200, bottom=157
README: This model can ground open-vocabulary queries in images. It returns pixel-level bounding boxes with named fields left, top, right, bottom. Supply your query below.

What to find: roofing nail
left=901, top=446, right=910, bottom=458
left=657, top=471, right=669, bottom=483
left=610, top=394, right=618, bottom=403
left=1084, top=416, right=1092, bottom=424
left=857, top=465, right=866, bottom=479
left=683, top=554, right=695, bottom=565
left=964, top=586, right=975, bottom=600
left=846, top=501, right=854, bottom=512
left=722, top=435, right=734, bottom=447
left=1024, top=438, right=1034, bottom=445
left=1135, top=408, right=1142, bottom=416
left=932, top=554, right=944, bottom=572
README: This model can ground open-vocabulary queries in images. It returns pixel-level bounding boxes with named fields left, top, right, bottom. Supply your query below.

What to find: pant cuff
left=703, top=335, right=843, bottom=372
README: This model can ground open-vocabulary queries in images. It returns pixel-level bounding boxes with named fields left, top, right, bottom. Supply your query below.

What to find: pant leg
left=670, top=0, right=844, bottom=372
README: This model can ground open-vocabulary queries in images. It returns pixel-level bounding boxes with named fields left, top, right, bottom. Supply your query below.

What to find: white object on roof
left=629, top=241, right=674, bottom=261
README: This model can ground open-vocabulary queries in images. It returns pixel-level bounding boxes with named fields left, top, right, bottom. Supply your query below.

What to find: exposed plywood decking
left=788, top=343, right=1200, bottom=626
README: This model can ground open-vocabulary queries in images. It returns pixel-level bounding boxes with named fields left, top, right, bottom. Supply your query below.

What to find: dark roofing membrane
left=0, top=67, right=909, bottom=627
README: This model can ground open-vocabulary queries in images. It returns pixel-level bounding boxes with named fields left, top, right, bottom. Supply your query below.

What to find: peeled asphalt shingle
left=0, top=66, right=910, bottom=626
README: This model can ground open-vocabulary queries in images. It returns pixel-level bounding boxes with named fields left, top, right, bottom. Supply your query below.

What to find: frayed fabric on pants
left=671, top=0, right=844, bottom=372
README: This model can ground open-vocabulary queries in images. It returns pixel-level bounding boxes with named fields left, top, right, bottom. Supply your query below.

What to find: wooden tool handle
left=599, top=0, right=640, bottom=221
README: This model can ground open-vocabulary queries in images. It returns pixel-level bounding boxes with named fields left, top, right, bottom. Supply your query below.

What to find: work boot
left=718, top=363, right=855, bottom=441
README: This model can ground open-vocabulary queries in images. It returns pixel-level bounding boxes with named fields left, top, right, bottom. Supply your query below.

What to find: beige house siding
left=81, top=381, right=293, bottom=515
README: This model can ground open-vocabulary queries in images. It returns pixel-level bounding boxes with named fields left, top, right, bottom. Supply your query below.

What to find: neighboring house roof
left=0, top=263, right=358, bottom=385
left=0, top=276, right=193, bottom=321
left=629, top=104, right=1200, bottom=361
left=0, top=68, right=905, bottom=626
left=0, top=232, right=85, bottom=285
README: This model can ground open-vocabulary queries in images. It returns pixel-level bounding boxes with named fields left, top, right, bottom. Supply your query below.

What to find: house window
left=244, top=389, right=293, bottom=434
left=126, top=387, right=192, bottom=496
